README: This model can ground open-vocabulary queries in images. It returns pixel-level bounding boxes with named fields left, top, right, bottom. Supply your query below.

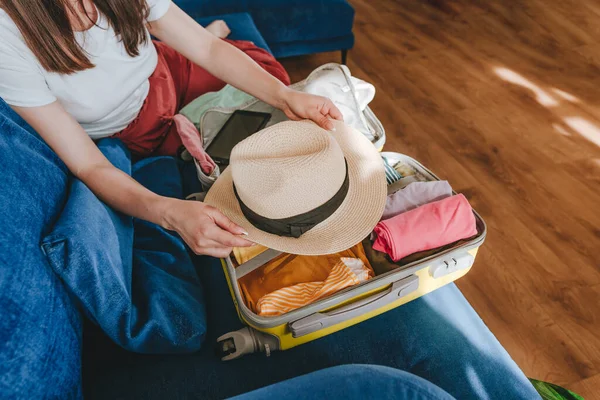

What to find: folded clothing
left=255, top=258, right=373, bottom=316
left=233, top=244, right=269, bottom=265
left=238, top=243, right=373, bottom=314
left=383, top=181, right=453, bottom=220
left=386, top=175, right=426, bottom=195
left=384, top=159, right=403, bottom=185
left=393, top=160, right=417, bottom=177
left=363, top=237, right=439, bottom=275
left=373, top=194, right=477, bottom=262
left=363, top=237, right=473, bottom=275
left=173, top=114, right=216, bottom=175
left=179, top=84, right=254, bottom=130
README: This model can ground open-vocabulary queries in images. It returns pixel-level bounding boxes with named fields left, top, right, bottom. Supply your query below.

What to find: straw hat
left=204, top=120, right=386, bottom=255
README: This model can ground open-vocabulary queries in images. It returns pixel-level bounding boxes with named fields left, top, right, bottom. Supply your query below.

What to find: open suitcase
left=184, top=64, right=487, bottom=361
left=182, top=63, right=386, bottom=189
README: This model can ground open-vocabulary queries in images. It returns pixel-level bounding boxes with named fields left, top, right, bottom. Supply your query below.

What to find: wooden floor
left=282, top=0, right=600, bottom=397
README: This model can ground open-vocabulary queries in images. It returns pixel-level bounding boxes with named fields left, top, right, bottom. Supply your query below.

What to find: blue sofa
left=0, top=101, right=542, bottom=399
left=177, top=0, right=355, bottom=62
left=0, top=102, right=83, bottom=399
left=0, top=8, right=543, bottom=399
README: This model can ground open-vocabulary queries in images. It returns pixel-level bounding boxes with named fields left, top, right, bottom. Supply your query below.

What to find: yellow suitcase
left=185, top=63, right=486, bottom=360
left=215, top=152, right=486, bottom=360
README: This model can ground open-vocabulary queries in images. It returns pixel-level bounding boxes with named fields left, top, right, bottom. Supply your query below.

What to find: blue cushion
left=175, top=0, right=249, bottom=17
left=41, top=139, right=207, bottom=353
left=250, top=0, right=355, bottom=47
left=269, top=35, right=354, bottom=59
left=174, top=0, right=355, bottom=58
left=0, top=99, right=83, bottom=398
left=194, top=12, right=272, bottom=54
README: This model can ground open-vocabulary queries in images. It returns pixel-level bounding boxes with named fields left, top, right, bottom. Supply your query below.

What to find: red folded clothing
left=372, top=194, right=477, bottom=261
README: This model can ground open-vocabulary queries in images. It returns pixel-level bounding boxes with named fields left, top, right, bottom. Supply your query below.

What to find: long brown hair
left=0, top=0, right=149, bottom=74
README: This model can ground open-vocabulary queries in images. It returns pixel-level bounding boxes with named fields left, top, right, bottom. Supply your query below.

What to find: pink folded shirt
left=372, top=194, right=477, bottom=261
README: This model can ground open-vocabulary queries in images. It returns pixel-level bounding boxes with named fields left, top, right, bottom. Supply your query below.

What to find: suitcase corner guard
left=216, top=327, right=280, bottom=361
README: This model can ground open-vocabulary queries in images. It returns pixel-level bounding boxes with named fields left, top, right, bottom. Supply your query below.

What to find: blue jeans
left=41, top=140, right=208, bottom=354
left=230, top=365, right=455, bottom=400
left=85, top=254, right=540, bottom=400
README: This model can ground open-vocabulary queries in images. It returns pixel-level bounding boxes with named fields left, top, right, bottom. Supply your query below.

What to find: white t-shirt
left=0, top=0, right=171, bottom=139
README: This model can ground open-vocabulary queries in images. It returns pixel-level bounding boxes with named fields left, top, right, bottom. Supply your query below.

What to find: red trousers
left=113, top=40, right=290, bottom=157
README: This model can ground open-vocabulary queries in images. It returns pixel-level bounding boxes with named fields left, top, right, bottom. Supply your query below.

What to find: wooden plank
left=281, top=0, right=600, bottom=387
left=568, top=373, right=600, bottom=400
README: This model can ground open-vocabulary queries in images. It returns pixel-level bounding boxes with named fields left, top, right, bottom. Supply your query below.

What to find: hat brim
left=204, top=120, right=387, bottom=255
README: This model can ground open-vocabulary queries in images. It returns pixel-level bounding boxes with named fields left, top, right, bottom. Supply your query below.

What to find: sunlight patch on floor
left=551, top=88, right=580, bottom=103
left=552, top=124, right=571, bottom=136
left=493, top=67, right=558, bottom=107
left=492, top=66, right=600, bottom=148
left=563, top=117, right=600, bottom=147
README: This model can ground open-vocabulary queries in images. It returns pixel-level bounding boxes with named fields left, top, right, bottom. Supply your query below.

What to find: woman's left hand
left=279, top=89, right=344, bottom=131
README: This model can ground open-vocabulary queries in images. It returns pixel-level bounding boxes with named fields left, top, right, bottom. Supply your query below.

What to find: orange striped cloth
left=255, top=258, right=373, bottom=316
left=236, top=243, right=374, bottom=316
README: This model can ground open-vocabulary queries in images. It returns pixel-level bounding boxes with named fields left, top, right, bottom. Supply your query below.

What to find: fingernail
left=330, top=127, right=336, bottom=131
left=241, top=231, right=249, bottom=236
left=251, top=243, right=258, bottom=247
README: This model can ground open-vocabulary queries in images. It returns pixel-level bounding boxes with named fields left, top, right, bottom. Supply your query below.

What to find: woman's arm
left=12, top=102, right=253, bottom=257
left=148, top=4, right=343, bottom=130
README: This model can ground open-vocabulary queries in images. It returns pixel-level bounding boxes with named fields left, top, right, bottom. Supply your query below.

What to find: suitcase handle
left=289, top=275, right=419, bottom=338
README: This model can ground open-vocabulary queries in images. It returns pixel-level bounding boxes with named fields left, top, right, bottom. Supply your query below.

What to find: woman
left=0, top=0, right=343, bottom=257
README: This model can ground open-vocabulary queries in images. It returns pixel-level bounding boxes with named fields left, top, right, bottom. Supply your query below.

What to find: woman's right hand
left=162, top=198, right=254, bottom=258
